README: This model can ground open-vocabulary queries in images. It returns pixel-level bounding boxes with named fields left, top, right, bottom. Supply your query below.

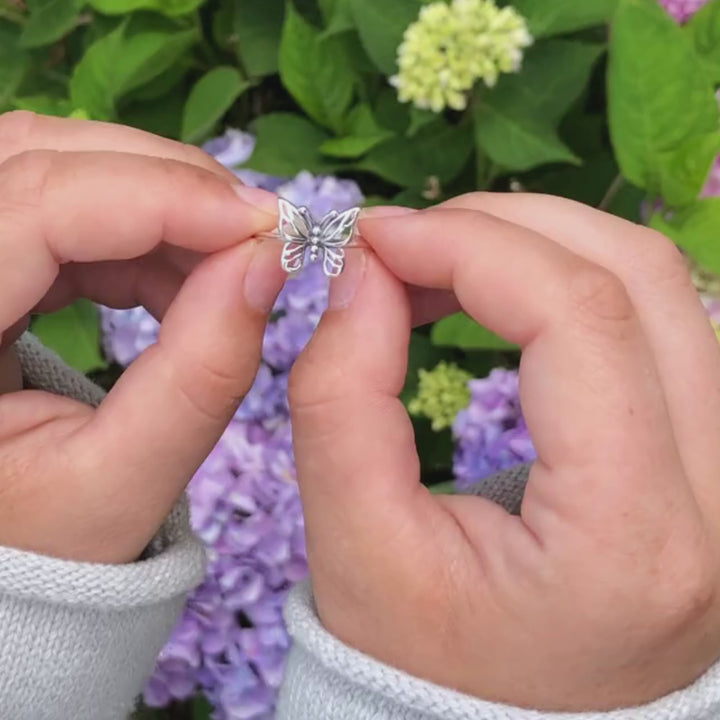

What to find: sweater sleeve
left=277, top=464, right=720, bottom=720
left=0, top=334, right=206, bottom=720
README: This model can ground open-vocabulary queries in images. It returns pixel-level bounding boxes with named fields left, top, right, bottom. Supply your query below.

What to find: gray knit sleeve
left=0, top=334, right=206, bottom=720
left=277, top=465, right=720, bottom=720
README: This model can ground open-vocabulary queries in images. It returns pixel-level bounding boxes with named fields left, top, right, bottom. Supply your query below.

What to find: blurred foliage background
left=3, top=0, right=720, bottom=362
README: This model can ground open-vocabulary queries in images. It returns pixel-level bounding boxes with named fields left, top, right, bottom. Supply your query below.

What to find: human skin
left=0, top=110, right=286, bottom=563
left=288, top=195, right=720, bottom=712
left=1, top=112, right=720, bottom=714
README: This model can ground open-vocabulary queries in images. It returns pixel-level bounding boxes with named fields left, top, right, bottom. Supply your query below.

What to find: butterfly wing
left=281, top=240, right=307, bottom=273
left=319, top=207, right=360, bottom=248
left=278, top=198, right=311, bottom=242
left=322, top=246, right=346, bottom=277
left=278, top=198, right=311, bottom=273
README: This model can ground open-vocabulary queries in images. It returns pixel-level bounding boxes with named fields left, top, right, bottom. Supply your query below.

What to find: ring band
left=254, top=230, right=369, bottom=249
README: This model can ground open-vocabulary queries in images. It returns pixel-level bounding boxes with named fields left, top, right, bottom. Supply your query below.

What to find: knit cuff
left=278, top=581, right=720, bottom=720
left=0, top=499, right=205, bottom=720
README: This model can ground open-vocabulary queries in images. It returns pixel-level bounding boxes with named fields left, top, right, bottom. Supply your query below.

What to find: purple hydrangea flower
left=203, top=129, right=256, bottom=168
left=142, top=417, right=307, bottom=718
left=202, top=128, right=285, bottom=192
left=276, top=171, right=365, bottom=218
left=659, top=0, right=709, bottom=22
left=452, top=368, right=536, bottom=490
left=704, top=158, right=720, bottom=197
left=101, top=306, right=158, bottom=366
left=99, top=134, right=363, bottom=719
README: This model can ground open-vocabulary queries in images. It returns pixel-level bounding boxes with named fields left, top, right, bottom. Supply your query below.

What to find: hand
left=289, top=193, right=720, bottom=712
left=0, top=111, right=286, bottom=564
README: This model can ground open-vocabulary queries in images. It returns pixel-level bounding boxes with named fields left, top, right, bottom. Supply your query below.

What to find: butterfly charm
left=278, top=198, right=360, bottom=278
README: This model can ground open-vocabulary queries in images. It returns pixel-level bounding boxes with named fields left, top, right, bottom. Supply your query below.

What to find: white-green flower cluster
left=408, top=362, right=472, bottom=432
left=390, top=0, right=533, bottom=113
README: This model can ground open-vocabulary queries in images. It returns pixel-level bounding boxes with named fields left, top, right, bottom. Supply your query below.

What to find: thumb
left=289, top=253, right=438, bottom=598
left=79, top=240, right=287, bottom=556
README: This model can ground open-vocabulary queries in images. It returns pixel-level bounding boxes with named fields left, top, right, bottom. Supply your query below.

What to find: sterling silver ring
left=255, top=198, right=366, bottom=278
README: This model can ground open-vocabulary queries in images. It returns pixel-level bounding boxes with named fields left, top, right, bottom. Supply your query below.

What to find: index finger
left=0, top=149, right=277, bottom=332
left=0, top=110, right=235, bottom=180
left=438, top=192, right=720, bottom=521
left=358, top=207, right=695, bottom=534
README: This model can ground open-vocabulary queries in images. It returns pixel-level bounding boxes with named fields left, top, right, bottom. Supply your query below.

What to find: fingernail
left=359, top=205, right=417, bottom=220
left=328, top=251, right=367, bottom=311
left=233, top=184, right=279, bottom=215
left=243, top=242, right=287, bottom=312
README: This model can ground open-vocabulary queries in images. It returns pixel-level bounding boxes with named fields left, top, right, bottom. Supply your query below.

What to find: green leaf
left=19, top=0, right=81, bottom=48
left=512, top=0, right=619, bottom=38
left=652, top=199, right=720, bottom=275
left=400, top=331, right=445, bottom=404
left=413, top=418, right=454, bottom=479
left=320, top=103, right=395, bottom=157
left=475, top=40, right=604, bottom=172
left=528, top=150, right=618, bottom=205
left=321, top=134, right=392, bottom=158
left=317, top=0, right=334, bottom=19
left=0, top=23, right=30, bottom=110
left=279, top=3, right=355, bottom=130
left=391, top=187, right=436, bottom=208
left=349, top=0, right=420, bottom=74
left=345, top=103, right=385, bottom=135
left=432, top=314, right=519, bottom=351
left=374, top=86, right=411, bottom=133
left=320, top=0, right=355, bottom=38
left=493, top=41, right=605, bottom=124
left=120, top=86, right=185, bottom=138
left=32, top=301, right=107, bottom=374
left=246, top=113, right=337, bottom=175
left=192, top=695, right=213, bottom=720
left=407, top=107, right=435, bottom=137
left=429, top=480, right=456, bottom=496
left=657, top=132, right=720, bottom=208
left=13, top=95, right=74, bottom=116
left=476, top=105, right=578, bottom=172
left=218, top=0, right=285, bottom=78
left=360, top=120, right=473, bottom=188
left=687, top=0, right=720, bottom=81
left=122, top=60, right=190, bottom=103
left=182, top=67, right=249, bottom=144
left=608, top=0, right=719, bottom=197
left=87, top=0, right=203, bottom=16
left=70, top=16, right=198, bottom=120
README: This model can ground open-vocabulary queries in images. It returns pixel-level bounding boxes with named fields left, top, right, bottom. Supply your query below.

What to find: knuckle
left=0, top=110, right=38, bottom=155
left=289, top=353, right=337, bottom=411
left=633, top=228, right=690, bottom=285
left=188, top=363, right=248, bottom=420
left=653, top=551, right=717, bottom=632
left=636, top=523, right=719, bottom=633
left=288, top=340, right=352, bottom=410
left=0, top=150, right=56, bottom=219
left=162, top=346, right=252, bottom=425
left=181, top=144, right=231, bottom=177
left=0, top=149, right=55, bottom=194
left=155, top=154, right=223, bottom=196
left=288, top=351, right=354, bottom=439
left=565, top=264, right=634, bottom=327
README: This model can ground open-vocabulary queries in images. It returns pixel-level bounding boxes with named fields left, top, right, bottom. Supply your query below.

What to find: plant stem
left=599, top=173, right=626, bottom=211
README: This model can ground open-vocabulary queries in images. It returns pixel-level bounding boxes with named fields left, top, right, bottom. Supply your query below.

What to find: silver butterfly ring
left=258, top=198, right=365, bottom=278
